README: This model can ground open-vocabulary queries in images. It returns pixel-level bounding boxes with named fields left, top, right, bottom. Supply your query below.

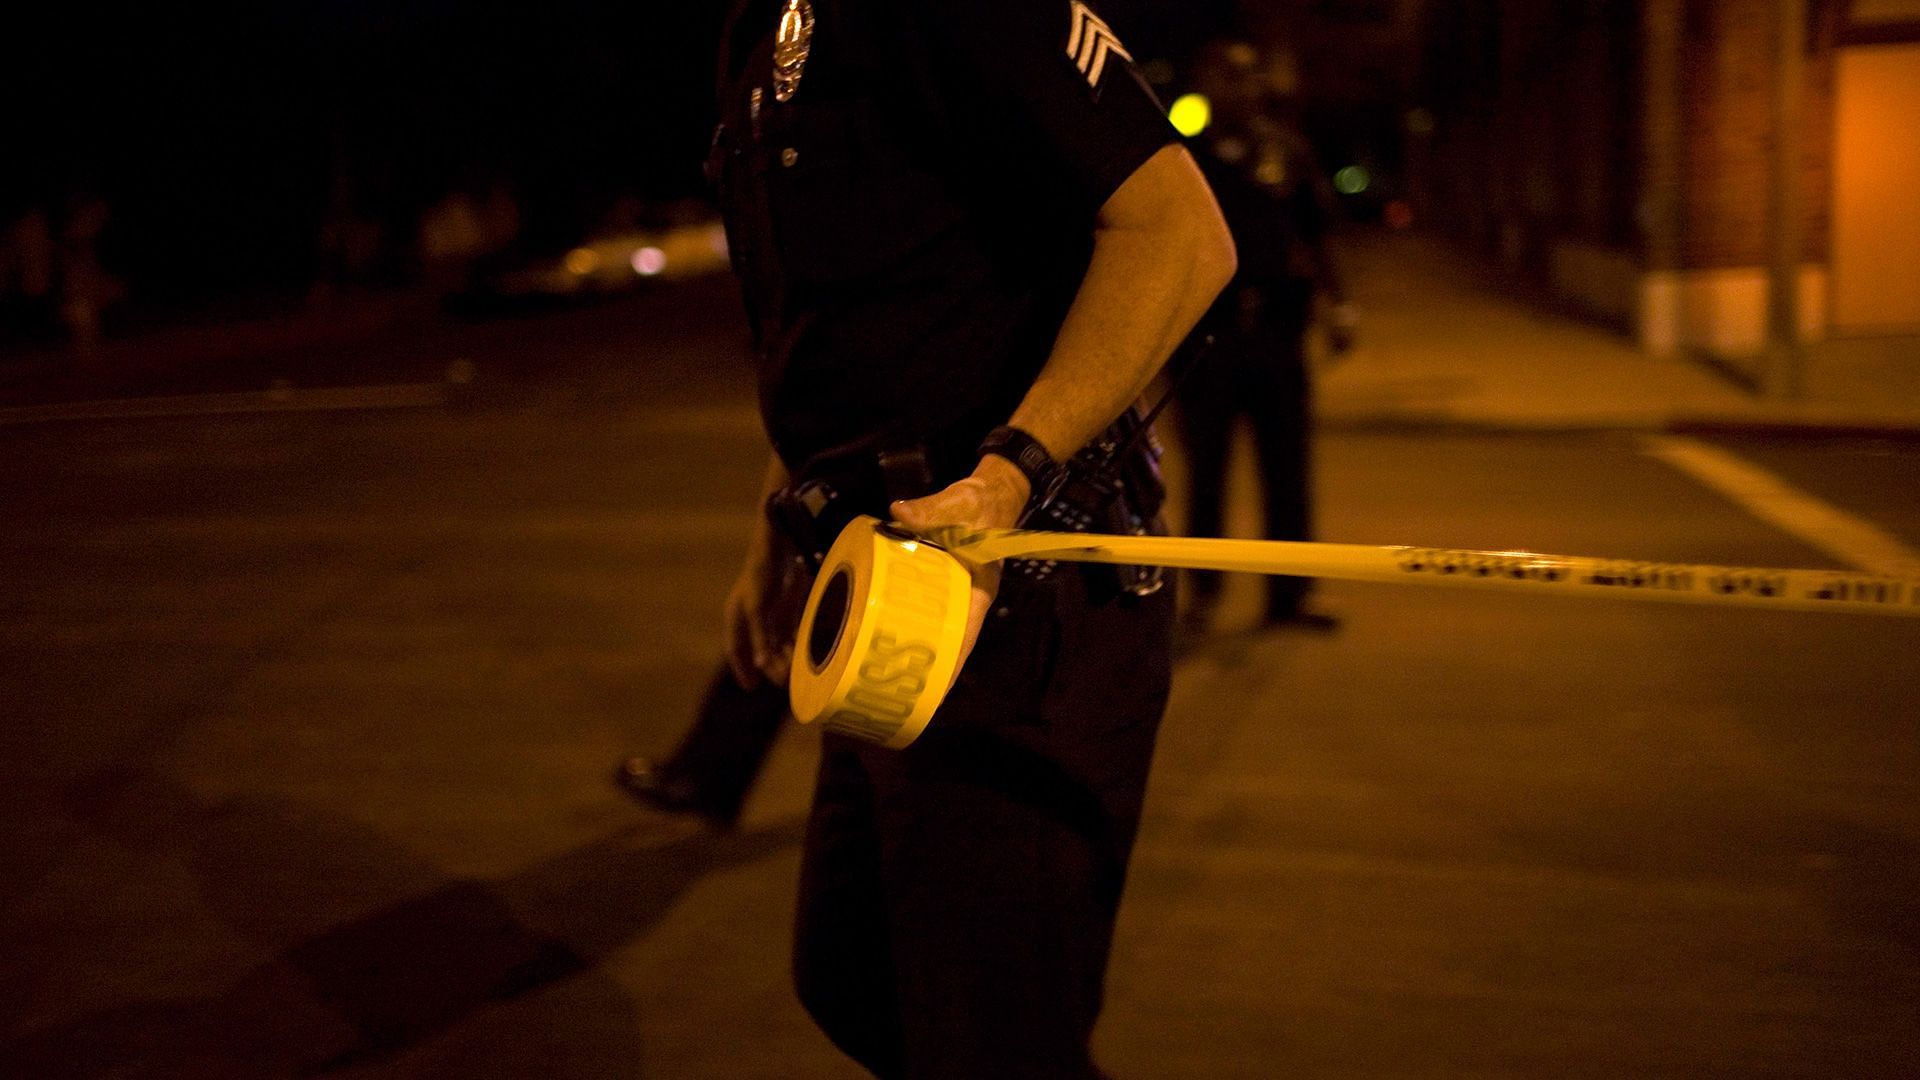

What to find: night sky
left=4, top=1, right=727, bottom=296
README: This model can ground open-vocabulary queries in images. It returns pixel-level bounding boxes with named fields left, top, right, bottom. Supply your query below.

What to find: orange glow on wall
left=1830, top=44, right=1920, bottom=333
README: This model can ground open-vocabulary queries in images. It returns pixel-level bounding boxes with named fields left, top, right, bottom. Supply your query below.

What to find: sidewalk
left=1318, top=230, right=1920, bottom=436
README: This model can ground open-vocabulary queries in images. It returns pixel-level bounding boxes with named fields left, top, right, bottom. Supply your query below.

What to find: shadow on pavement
left=4, top=772, right=804, bottom=1078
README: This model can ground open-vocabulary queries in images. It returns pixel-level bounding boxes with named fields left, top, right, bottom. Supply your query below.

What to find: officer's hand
left=889, top=457, right=1029, bottom=670
left=723, top=550, right=792, bottom=690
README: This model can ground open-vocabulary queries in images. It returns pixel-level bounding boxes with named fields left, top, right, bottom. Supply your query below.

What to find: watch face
left=982, top=429, right=1059, bottom=487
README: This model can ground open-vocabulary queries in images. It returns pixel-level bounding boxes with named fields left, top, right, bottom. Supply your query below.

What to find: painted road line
left=0, top=382, right=448, bottom=427
left=1641, top=434, right=1920, bottom=576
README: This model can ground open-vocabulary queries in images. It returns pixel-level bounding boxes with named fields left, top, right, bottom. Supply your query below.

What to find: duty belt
left=1016, top=408, right=1166, bottom=598
left=766, top=444, right=937, bottom=572
left=766, top=410, right=1168, bottom=601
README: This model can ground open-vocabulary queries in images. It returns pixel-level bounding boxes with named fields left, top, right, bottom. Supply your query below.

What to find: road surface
left=2, top=280, right=1916, bottom=1078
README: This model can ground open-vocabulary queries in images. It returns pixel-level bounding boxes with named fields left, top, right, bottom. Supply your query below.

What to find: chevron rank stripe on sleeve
left=1065, top=1, right=1132, bottom=89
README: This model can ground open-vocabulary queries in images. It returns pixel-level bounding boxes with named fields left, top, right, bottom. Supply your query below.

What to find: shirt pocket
left=768, top=96, right=962, bottom=285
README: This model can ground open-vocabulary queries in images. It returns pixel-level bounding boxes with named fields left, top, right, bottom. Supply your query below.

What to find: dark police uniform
left=709, top=0, right=1180, bottom=1075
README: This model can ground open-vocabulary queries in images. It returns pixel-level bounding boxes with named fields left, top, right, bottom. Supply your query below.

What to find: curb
left=1662, top=414, right=1920, bottom=442
left=1318, top=410, right=1920, bottom=441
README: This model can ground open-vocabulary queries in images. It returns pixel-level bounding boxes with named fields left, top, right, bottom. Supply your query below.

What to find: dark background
left=2, top=1, right=730, bottom=301
left=0, top=1, right=1251, bottom=315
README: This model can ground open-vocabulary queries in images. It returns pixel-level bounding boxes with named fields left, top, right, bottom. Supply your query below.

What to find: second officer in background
left=1178, top=39, right=1355, bottom=633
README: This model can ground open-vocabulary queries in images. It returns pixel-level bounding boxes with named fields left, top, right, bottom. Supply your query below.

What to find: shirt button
left=780, top=147, right=799, bottom=167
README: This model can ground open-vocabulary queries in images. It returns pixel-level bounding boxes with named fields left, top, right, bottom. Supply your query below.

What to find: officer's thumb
left=888, top=495, right=937, bottom=528
left=891, top=478, right=986, bottom=529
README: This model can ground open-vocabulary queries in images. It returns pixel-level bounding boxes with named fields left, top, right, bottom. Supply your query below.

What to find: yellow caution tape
left=791, top=515, right=1920, bottom=747
left=790, top=516, right=975, bottom=749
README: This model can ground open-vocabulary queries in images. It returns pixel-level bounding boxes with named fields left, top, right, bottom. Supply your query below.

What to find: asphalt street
left=2, top=280, right=1916, bottom=1078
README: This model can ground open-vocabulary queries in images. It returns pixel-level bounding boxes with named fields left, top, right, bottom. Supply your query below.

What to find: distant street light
left=1333, top=166, right=1371, bottom=196
left=1169, top=92, right=1211, bottom=138
left=632, top=247, right=668, bottom=276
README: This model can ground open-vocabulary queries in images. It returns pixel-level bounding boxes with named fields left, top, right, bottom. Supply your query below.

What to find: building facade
left=1411, top=0, right=1920, bottom=379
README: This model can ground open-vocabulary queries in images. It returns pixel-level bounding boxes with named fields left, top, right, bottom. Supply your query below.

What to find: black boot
left=612, top=662, right=789, bottom=828
left=614, top=757, right=726, bottom=822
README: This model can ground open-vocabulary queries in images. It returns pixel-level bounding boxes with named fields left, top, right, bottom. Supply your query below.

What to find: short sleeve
left=911, top=0, right=1177, bottom=214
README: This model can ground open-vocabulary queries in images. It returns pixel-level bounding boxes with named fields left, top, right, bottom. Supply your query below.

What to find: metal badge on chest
left=773, top=0, right=815, bottom=102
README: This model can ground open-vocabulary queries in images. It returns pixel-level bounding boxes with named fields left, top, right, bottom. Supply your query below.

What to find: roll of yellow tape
left=789, top=516, right=974, bottom=749
left=791, top=514, right=1920, bottom=750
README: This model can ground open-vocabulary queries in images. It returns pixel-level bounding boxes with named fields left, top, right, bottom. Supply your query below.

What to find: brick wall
left=1676, top=0, right=1834, bottom=271
left=1416, top=0, right=1836, bottom=268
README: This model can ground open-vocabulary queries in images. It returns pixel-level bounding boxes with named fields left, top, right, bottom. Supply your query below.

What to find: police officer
left=1178, top=41, right=1353, bottom=632
left=708, top=0, right=1234, bottom=1075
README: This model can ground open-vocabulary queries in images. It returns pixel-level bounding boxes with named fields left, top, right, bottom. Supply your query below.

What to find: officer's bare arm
left=1011, top=143, right=1236, bottom=466
left=896, top=143, right=1236, bottom=530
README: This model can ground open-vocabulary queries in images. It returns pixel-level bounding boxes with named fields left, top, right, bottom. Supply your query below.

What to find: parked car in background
left=461, top=216, right=731, bottom=312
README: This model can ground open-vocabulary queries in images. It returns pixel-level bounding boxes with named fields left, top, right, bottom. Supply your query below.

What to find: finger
left=727, top=636, right=761, bottom=690
left=745, top=601, right=773, bottom=678
left=763, top=643, right=793, bottom=688
left=953, top=563, right=1001, bottom=671
left=760, top=602, right=796, bottom=687
left=891, top=484, right=979, bottom=529
left=725, top=603, right=762, bottom=690
left=888, top=494, right=940, bottom=528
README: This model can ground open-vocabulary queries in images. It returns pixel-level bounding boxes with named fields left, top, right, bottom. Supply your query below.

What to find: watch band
left=978, top=425, right=1068, bottom=523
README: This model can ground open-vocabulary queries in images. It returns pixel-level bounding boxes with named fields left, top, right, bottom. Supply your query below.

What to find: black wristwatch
left=978, top=425, right=1068, bottom=524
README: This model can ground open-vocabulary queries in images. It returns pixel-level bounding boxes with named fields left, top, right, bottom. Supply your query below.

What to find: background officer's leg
left=1175, top=370, right=1237, bottom=630
left=1249, top=282, right=1322, bottom=624
left=792, top=740, right=907, bottom=1078
left=615, top=661, right=787, bottom=827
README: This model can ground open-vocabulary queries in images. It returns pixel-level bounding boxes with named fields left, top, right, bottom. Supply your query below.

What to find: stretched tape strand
left=917, top=525, right=1920, bottom=618
left=791, top=517, right=1920, bottom=750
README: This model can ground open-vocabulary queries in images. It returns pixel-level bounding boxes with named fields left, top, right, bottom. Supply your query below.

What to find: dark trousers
left=657, top=662, right=789, bottom=823
left=792, top=567, right=1175, bottom=1079
left=1176, top=279, right=1315, bottom=617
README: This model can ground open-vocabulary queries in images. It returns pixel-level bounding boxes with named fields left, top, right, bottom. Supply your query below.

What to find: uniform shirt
left=709, top=0, right=1176, bottom=474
